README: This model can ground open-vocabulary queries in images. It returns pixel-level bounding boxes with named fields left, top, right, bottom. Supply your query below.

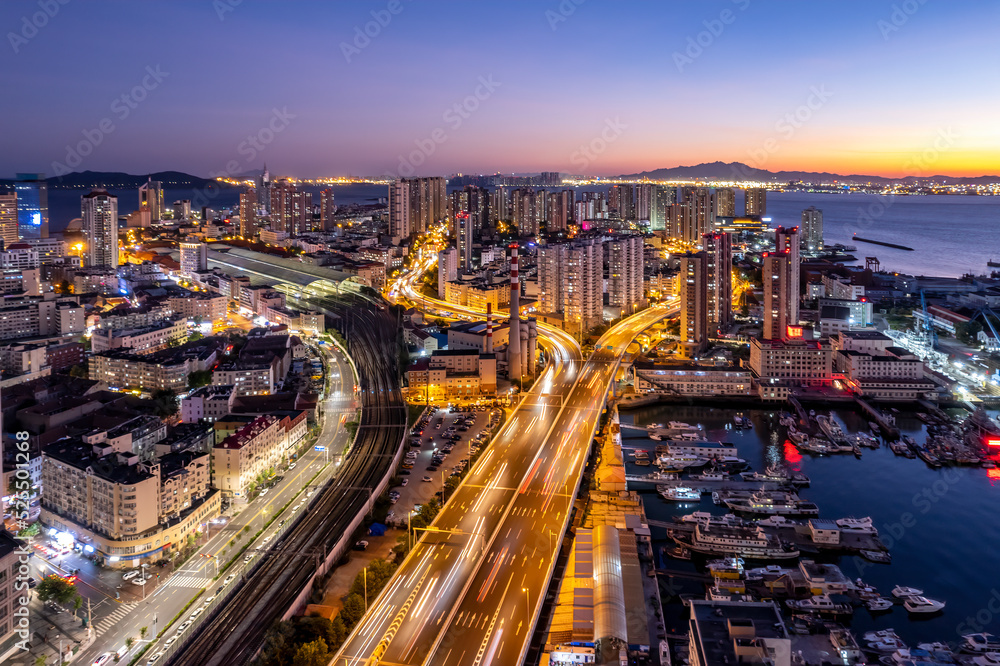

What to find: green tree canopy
left=36, top=575, right=79, bottom=605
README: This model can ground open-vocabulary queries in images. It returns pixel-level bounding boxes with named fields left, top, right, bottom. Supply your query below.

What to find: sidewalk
left=309, top=530, right=401, bottom=617
left=6, top=597, right=94, bottom=665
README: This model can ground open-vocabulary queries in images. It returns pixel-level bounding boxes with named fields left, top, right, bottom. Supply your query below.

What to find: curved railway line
left=167, top=298, right=405, bottom=666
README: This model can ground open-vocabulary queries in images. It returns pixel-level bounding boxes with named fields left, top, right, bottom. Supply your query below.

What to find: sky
left=2, top=0, right=999, bottom=180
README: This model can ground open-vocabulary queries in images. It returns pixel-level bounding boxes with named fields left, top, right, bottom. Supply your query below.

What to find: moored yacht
left=659, top=486, right=701, bottom=502
left=963, top=633, right=1000, bottom=653
left=891, top=585, right=923, bottom=598
left=785, top=594, right=853, bottom=615
left=904, top=595, right=946, bottom=614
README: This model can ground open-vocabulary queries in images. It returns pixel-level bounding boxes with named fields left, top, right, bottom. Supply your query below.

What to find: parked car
left=401, top=478, right=408, bottom=486
left=354, top=540, right=369, bottom=551
left=422, top=476, right=433, bottom=482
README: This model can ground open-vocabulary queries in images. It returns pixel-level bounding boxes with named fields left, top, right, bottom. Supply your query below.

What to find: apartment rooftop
left=689, top=600, right=789, bottom=666
left=215, top=414, right=279, bottom=450
left=44, top=438, right=152, bottom=485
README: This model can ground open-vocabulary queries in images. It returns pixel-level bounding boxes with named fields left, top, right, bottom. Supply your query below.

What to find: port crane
left=919, top=289, right=939, bottom=349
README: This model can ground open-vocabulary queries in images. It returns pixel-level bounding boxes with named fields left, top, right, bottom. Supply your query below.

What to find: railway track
left=167, top=298, right=405, bottom=666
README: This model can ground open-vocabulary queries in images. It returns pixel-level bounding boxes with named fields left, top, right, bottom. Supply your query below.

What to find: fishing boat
left=788, top=427, right=809, bottom=445
left=891, top=585, right=923, bottom=598
left=963, top=633, right=1000, bottom=653
left=689, top=471, right=729, bottom=482
left=860, top=550, right=892, bottom=564
left=740, top=464, right=810, bottom=487
left=659, top=486, right=701, bottom=502
left=903, top=596, right=946, bottom=614
left=707, top=557, right=745, bottom=579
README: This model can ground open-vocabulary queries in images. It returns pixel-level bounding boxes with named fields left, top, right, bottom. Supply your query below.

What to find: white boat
left=745, top=564, right=790, bottom=579
left=836, top=516, right=877, bottom=533
left=657, top=455, right=710, bottom=471
left=964, top=633, right=1000, bottom=653
left=864, top=629, right=901, bottom=642
left=680, top=512, right=744, bottom=528
left=723, top=490, right=819, bottom=517
left=891, top=585, right=923, bottom=598
left=673, top=524, right=800, bottom=560
left=916, top=642, right=951, bottom=652
left=788, top=428, right=808, bottom=445
left=680, top=511, right=714, bottom=525
left=785, top=594, right=853, bottom=615
left=866, top=597, right=894, bottom=612
left=706, top=586, right=753, bottom=602
left=706, top=557, right=745, bottom=579
left=904, top=595, right=946, bottom=613
left=757, top=515, right=796, bottom=527
left=660, top=486, right=701, bottom=502
left=970, top=654, right=1000, bottom=666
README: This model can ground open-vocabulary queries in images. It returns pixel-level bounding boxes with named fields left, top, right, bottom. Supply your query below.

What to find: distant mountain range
left=0, top=170, right=229, bottom=190
left=615, top=161, right=1000, bottom=185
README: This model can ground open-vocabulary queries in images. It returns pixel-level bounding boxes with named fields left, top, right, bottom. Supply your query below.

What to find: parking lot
left=384, top=405, right=501, bottom=529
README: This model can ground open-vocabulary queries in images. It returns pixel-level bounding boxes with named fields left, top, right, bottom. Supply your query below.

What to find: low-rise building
left=40, top=437, right=219, bottom=568
left=0, top=293, right=84, bottom=341
left=90, top=316, right=187, bottom=355
left=211, top=414, right=286, bottom=503
left=89, top=340, right=218, bottom=393
left=749, top=338, right=832, bottom=386
left=181, top=384, right=236, bottom=423
left=406, top=349, right=497, bottom=399
left=688, top=600, right=791, bottom=666
left=446, top=321, right=510, bottom=352
left=633, top=360, right=752, bottom=396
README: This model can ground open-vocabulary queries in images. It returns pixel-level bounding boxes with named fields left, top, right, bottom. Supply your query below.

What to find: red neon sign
left=986, top=438, right=1000, bottom=448
left=786, top=325, right=803, bottom=339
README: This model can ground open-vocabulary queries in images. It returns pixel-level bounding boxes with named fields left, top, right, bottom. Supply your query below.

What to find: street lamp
left=522, top=587, right=530, bottom=619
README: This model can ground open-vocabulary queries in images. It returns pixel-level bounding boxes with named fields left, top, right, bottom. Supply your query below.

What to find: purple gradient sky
left=2, top=0, right=998, bottom=179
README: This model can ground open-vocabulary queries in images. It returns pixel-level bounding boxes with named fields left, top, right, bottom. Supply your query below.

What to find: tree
left=140, top=626, right=148, bottom=640
left=36, top=575, right=79, bottom=605
left=291, top=638, right=328, bottom=666
left=187, top=369, right=213, bottom=389
left=125, top=637, right=134, bottom=649
left=55, top=280, right=72, bottom=295
left=338, top=594, right=366, bottom=628
left=955, top=320, right=983, bottom=344
left=73, top=595, right=83, bottom=614
left=34, top=656, right=47, bottom=666
left=150, top=389, right=178, bottom=417
left=68, top=364, right=88, bottom=378
left=188, top=331, right=205, bottom=343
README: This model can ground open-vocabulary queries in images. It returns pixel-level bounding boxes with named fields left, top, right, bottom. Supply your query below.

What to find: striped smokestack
left=507, top=243, right=521, bottom=380
left=486, top=303, right=493, bottom=354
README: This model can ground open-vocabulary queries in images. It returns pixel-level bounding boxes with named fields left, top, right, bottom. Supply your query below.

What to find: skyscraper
left=690, top=187, right=718, bottom=238
left=538, top=238, right=604, bottom=334
left=512, top=189, right=540, bottom=237
left=762, top=252, right=789, bottom=340
left=635, top=184, right=653, bottom=222
left=744, top=188, right=766, bottom=217
left=15, top=174, right=48, bottom=239
left=180, top=240, right=208, bottom=277
left=775, top=226, right=801, bottom=327
left=256, top=165, right=272, bottom=215
left=0, top=193, right=18, bottom=248
left=546, top=189, right=573, bottom=233
left=138, top=178, right=163, bottom=223
left=715, top=188, right=736, bottom=218
left=649, top=184, right=675, bottom=231
left=606, top=235, right=645, bottom=315
left=801, top=207, right=824, bottom=252
left=702, top=232, right=733, bottom=334
left=680, top=251, right=708, bottom=356
left=320, top=188, right=337, bottom=230
left=669, top=202, right=696, bottom=242
left=239, top=188, right=257, bottom=238
left=82, top=189, right=118, bottom=268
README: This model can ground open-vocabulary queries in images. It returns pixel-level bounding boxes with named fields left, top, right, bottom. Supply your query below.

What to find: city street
left=69, top=341, right=357, bottom=666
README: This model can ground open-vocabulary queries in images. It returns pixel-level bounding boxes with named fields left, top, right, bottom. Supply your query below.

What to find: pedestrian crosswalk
left=168, top=574, right=209, bottom=588
left=94, top=603, right=136, bottom=636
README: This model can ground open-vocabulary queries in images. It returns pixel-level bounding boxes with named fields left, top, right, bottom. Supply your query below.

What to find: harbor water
left=621, top=403, right=1000, bottom=647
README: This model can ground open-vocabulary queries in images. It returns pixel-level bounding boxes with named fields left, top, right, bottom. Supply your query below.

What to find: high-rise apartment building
left=609, top=184, right=635, bottom=220
left=744, top=188, right=767, bottom=217
left=538, top=239, right=604, bottom=333
left=270, top=180, right=312, bottom=236
left=762, top=252, right=789, bottom=340
left=15, top=173, right=48, bottom=239
left=512, top=188, right=541, bottom=237
left=138, top=178, right=163, bottom=223
left=650, top=184, right=675, bottom=231
left=180, top=240, right=209, bottom=277
left=606, top=235, right=645, bottom=315
left=437, top=247, right=458, bottom=296
left=456, top=212, right=473, bottom=271
left=0, top=193, right=18, bottom=248
left=715, top=188, right=736, bottom=218
left=669, top=202, right=697, bottom=242
left=801, top=207, right=823, bottom=252
left=680, top=251, right=708, bottom=356
left=489, top=187, right=510, bottom=225
left=775, top=226, right=801, bottom=327
left=239, top=188, right=257, bottom=238
left=689, top=187, right=718, bottom=238
left=702, top=232, right=733, bottom=334
left=82, top=189, right=118, bottom=268
left=320, top=188, right=337, bottom=230
left=547, top=189, right=573, bottom=233
left=635, top=184, right=653, bottom=222
left=389, top=177, right=446, bottom=238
